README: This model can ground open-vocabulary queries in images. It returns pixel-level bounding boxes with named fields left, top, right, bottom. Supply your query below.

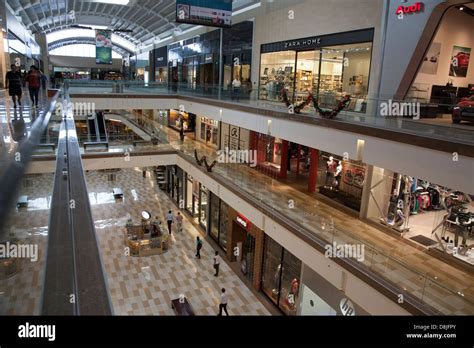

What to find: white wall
left=251, top=0, right=383, bottom=100
left=414, top=7, right=474, bottom=96
left=49, top=55, right=122, bottom=70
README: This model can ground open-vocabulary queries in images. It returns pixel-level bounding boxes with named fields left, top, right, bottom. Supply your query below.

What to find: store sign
left=395, top=2, right=423, bottom=15
left=284, top=38, right=321, bottom=49
left=236, top=214, right=250, bottom=229
left=200, top=117, right=218, bottom=127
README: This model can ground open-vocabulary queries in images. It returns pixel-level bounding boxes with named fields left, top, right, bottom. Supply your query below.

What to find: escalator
left=85, top=111, right=109, bottom=150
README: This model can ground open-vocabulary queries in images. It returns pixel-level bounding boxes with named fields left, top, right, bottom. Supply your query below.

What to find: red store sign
left=395, top=2, right=423, bottom=15
left=236, top=214, right=250, bottom=230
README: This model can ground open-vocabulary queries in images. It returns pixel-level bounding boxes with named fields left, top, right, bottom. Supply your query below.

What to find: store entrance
left=231, top=222, right=255, bottom=283
left=294, top=50, right=320, bottom=104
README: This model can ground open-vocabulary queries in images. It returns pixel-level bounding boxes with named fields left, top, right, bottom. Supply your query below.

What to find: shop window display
left=259, top=51, right=296, bottom=101
left=317, top=152, right=366, bottom=212
left=199, top=185, right=208, bottom=229
left=367, top=167, right=474, bottom=265
left=168, top=109, right=195, bottom=133
left=209, top=193, right=220, bottom=241
left=261, top=235, right=301, bottom=315
left=258, top=42, right=371, bottom=112
left=219, top=201, right=229, bottom=251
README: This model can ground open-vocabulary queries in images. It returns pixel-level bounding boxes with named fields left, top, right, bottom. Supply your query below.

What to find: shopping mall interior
left=0, top=0, right=473, bottom=327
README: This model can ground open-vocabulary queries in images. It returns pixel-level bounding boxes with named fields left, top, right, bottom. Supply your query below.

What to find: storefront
left=317, top=152, right=367, bottom=212
left=165, top=165, right=183, bottom=207
left=249, top=131, right=290, bottom=179
left=183, top=173, right=208, bottom=231
left=209, top=192, right=229, bottom=251
left=168, top=109, right=196, bottom=133
left=405, top=5, right=474, bottom=121
left=261, top=235, right=302, bottom=316
left=151, top=45, right=168, bottom=83
left=365, top=166, right=473, bottom=266
left=220, top=123, right=250, bottom=151
left=258, top=29, right=373, bottom=112
left=168, top=21, right=253, bottom=92
left=196, top=116, right=219, bottom=148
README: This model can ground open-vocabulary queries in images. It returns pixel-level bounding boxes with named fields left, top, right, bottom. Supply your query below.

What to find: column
left=308, top=148, right=319, bottom=193
left=279, top=140, right=289, bottom=179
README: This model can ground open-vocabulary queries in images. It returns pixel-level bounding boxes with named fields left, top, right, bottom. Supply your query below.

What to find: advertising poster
left=449, top=45, right=471, bottom=77
left=420, top=42, right=441, bottom=75
left=95, top=29, right=113, bottom=65
left=176, top=0, right=232, bottom=28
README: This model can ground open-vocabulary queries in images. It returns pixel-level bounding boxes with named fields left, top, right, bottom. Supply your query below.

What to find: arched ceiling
left=7, top=0, right=261, bottom=51
left=48, top=37, right=131, bottom=56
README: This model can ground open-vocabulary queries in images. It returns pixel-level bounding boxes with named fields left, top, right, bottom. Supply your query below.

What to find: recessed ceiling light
left=460, top=7, right=464, bottom=10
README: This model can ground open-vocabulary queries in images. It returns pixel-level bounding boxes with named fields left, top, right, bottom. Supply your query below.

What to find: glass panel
left=261, top=235, right=283, bottom=305
left=295, top=50, right=320, bottom=104
left=199, top=185, right=208, bottom=228
left=219, top=201, right=229, bottom=251
left=318, top=48, right=343, bottom=108
left=259, top=51, right=296, bottom=101
left=210, top=193, right=219, bottom=241
left=278, top=248, right=302, bottom=316
left=186, top=176, right=193, bottom=214
left=242, top=234, right=255, bottom=282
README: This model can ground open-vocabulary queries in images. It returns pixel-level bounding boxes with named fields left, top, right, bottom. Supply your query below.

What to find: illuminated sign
left=395, top=2, right=423, bottom=15
left=236, top=214, right=249, bottom=229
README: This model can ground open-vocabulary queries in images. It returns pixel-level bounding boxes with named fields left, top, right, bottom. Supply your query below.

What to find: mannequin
left=334, top=161, right=343, bottom=189
left=325, top=156, right=337, bottom=187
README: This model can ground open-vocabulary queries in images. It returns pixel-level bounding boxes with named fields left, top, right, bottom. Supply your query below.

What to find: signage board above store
left=395, top=2, right=423, bottom=15
left=260, top=28, right=374, bottom=54
left=236, top=214, right=250, bottom=229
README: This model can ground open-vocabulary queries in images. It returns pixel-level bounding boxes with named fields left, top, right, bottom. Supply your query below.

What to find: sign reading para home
left=236, top=214, right=250, bottom=229
left=395, top=2, right=423, bottom=15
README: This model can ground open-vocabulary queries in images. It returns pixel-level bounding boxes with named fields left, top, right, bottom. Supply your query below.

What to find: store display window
left=219, top=201, right=229, bottom=251
left=199, top=184, right=208, bottom=230
left=168, top=109, right=195, bottom=133
left=255, top=133, right=282, bottom=172
left=366, top=167, right=474, bottom=266
left=258, top=40, right=372, bottom=112
left=261, top=235, right=301, bottom=315
left=209, top=193, right=220, bottom=241
left=259, top=51, right=296, bottom=101
left=317, top=152, right=366, bottom=211
left=197, top=117, right=219, bottom=148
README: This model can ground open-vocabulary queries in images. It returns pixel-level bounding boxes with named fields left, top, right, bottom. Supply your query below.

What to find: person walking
left=5, top=64, right=23, bottom=109
left=176, top=212, right=183, bottom=233
left=231, top=77, right=241, bottom=101
left=213, top=251, right=220, bottom=277
left=218, top=288, right=229, bottom=316
left=25, top=66, right=41, bottom=108
left=196, top=236, right=203, bottom=259
left=165, top=210, right=174, bottom=234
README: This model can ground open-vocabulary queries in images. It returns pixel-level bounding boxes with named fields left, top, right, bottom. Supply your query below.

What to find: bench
left=113, top=188, right=123, bottom=199
left=171, top=297, right=195, bottom=316
left=17, top=195, right=28, bottom=208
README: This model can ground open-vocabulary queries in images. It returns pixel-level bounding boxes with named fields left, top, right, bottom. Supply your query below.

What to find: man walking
left=165, top=210, right=174, bottom=234
left=5, top=64, right=23, bottom=108
left=196, top=236, right=202, bottom=259
left=218, top=288, right=229, bottom=316
left=25, top=66, right=41, bottom=108
left=213, top=251, right=220, bottom=277
left=176, top=212, right=183, bottom=232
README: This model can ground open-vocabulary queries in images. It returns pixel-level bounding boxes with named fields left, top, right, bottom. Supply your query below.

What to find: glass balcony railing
left=57, top=100, right=473, bottom=315
left=64, top=79, right=474, bottom=147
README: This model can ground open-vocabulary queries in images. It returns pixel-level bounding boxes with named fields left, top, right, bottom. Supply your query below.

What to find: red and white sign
left=395, top=2, right=423, bottom=15
left=236, top=214, right=250, bottom=229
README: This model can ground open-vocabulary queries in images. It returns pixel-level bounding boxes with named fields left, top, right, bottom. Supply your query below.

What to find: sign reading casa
left=395, top=2, right=423, bottom=15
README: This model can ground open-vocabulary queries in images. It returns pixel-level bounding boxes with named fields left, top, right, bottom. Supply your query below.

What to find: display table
left=171, top=297, right=195, bottom=316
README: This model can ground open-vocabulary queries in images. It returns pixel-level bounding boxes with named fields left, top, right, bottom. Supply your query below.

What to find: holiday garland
left=194, top=149, right=217, bottom=172
left=279, top=88, right=351, bottom=119
left=313, top=94, right=351, bottom=119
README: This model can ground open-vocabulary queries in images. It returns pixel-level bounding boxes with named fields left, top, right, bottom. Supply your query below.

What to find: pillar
left=308, top=148, right=319, bottom=193
left=279, top=140, right=289, bottom=179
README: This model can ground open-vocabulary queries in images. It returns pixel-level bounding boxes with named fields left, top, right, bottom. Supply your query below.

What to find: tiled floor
left=86, top=168, right=270, bottom=316
left=0, top=174, right=53, bottom=315
left=120, top=112, right=474, bottom=315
